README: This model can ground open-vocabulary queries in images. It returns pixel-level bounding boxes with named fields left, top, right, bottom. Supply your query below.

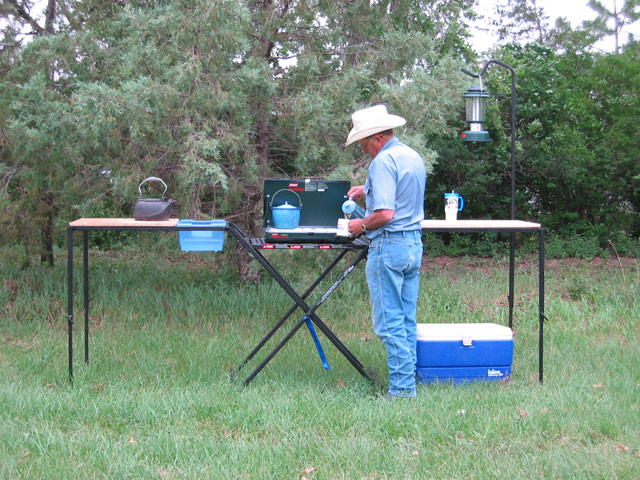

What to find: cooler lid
left=417, top=323, right=512, bottom=341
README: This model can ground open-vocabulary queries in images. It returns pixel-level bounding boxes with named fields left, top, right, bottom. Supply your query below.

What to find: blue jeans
left=366, top=230, right=423, bottom=397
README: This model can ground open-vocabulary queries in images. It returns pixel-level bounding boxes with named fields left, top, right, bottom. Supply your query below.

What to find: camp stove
left=263, top=179, right=353, bottom=243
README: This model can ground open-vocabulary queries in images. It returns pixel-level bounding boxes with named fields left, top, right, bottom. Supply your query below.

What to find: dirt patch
left=420, top=255, right=639, bottom=274
left=545, top=257, right=638, bottom=271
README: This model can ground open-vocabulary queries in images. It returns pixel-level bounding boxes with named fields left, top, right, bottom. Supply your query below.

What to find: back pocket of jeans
left=383, top=240, right=412, bottom=271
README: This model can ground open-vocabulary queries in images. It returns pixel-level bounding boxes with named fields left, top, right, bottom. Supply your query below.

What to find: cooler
left=415, top=323, right=513, bottom=384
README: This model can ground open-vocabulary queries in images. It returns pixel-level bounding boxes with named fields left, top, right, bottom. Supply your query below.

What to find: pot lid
left=273, top=201, right=299, bottom=210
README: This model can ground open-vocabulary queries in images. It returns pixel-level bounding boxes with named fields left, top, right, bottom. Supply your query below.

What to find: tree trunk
left=44, top=0, right=56, bottom=35
left=39, top=192, right=55, bottom=266
left=234, top=183, right=264, bottom=283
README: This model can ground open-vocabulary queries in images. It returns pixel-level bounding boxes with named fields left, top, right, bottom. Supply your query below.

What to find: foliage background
left=1, top=0, right=639, bottom=271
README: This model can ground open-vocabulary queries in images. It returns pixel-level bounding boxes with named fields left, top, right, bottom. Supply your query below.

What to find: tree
left=481, top=0, right=640, bottom=54
left=2, top=0, right=56, bottom=35
left=586, top=41, right=640, bottom=234
left=491, top=0, right=552, bottom=45
left=1, top=0, right=59, bottom=264
left=1, top=0, right=473, bottom=273
left=584, top=0, right=640, bottom=54
left=489, top=42, right=640, bottom=243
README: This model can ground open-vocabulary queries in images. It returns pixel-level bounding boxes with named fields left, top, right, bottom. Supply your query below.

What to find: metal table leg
left=83, top=231, right=90, bottom=364
left=539, top=228, right=546, bottom=382
left=228, top=224, right=381, bottom=389
left=66, top=228, right=92, bottom=381
left=508, top=232, right=515, bottom=329
left=234, top=249, right=349, bottom=375
left=67, top=227, right=74, bottom=382
left=240, top=247, right=375, bottom=387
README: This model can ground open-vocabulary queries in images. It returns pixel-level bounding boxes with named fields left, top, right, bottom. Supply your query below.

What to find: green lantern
left=462, top=85, right=490, bottom=142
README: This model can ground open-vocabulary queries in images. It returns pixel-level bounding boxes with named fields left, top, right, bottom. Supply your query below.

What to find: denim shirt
left=364, top=137, right=426, bottom=239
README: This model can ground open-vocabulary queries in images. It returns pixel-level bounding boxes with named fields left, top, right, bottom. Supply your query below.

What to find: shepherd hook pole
left=462, top=60, right=517, bottom=330
left=461, top=60, right=516, bottom=220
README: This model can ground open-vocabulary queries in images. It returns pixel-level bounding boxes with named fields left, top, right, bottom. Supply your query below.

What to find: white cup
left=336, top=218, right=351, bottom=236
left=445, top=205, right=458, bottom=221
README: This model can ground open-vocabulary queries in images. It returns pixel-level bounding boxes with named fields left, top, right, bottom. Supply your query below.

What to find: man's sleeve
left=368, top=155, right=397, bottom=211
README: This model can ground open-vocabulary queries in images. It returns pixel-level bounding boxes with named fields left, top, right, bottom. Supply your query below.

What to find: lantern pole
left=461, top=60, right=516, bottom=220
left=462, top=60, right=517, bottom=330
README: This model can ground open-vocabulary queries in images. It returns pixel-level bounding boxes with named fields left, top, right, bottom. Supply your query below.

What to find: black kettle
left=133, top=177, right=176, bottom=221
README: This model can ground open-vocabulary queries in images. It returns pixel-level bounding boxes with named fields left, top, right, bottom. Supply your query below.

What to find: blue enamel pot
left=270, top=189, right=302, bottom=229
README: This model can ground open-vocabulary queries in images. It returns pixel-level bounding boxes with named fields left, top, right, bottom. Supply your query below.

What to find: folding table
left=65, top=218, right=382, bottom=388
left=420, top=219, right=546, bottom=382
left=229, top=234, right=383, bottom=388
left=66, top=218, right=545, bottom=385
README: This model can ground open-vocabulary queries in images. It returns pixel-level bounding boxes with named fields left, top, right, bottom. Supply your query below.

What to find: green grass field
left=1, top=244, right=639, bottom=479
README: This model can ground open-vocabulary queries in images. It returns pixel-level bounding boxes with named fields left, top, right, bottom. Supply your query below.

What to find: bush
left=545, top=233, right=603, bottom=260
left=606, top=232, right=640, bottom=258
left=422, top=232, right=510, bottom=257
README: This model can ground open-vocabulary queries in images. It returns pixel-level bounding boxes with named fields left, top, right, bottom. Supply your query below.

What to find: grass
left=1, top=244, right=639, bottom=479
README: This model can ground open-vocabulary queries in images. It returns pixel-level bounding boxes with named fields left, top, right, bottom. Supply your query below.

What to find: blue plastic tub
left=177, top=220, right=227, bottom=252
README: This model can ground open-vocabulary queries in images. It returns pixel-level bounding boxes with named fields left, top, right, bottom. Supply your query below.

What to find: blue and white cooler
left=415, top=323, right=513, bottom=384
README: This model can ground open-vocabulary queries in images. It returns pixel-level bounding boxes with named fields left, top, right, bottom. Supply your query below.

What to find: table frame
left=66, top=219, right=546, bottom=385
left=66, top=219, right=381, bottom=387
left=421, top=220, right=546, bottom=382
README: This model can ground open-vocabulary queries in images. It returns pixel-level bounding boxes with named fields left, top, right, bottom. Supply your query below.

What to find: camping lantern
left=462, top=84, right=490, bottom=142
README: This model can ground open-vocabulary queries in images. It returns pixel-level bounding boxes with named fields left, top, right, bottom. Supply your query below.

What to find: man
left=345, top=104, right=426, bottom=399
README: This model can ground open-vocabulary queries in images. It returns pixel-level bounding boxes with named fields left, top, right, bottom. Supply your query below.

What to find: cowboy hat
left=345, top=104, right=406, bottom=146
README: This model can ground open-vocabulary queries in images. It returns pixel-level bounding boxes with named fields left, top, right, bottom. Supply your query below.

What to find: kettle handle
left=458, top=195, right=464, bottom=211
left=138, top=177, right=168, bottom=200
left=269, top=189, right=303, bottom=208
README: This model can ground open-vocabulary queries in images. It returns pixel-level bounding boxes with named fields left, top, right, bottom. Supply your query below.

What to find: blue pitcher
left=444, top=191, right=464, bottom=211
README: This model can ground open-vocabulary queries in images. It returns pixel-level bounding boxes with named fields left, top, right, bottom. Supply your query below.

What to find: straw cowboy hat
left=345, top=104, right=406, bottom=147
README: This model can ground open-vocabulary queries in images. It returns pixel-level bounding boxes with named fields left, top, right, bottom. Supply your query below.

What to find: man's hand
left=347, top=185, right=365, bottom=200
left=347, top=218, right=364, bottom=237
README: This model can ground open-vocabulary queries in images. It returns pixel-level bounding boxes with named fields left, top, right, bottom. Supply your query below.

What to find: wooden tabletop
left=421, top=219, right=541, bottom=231
left=69, top=218, right=179, bottom=228
left=69, top=218, right=541, bottom=231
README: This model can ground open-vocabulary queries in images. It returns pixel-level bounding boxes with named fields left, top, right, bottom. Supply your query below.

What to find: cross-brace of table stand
left=226, top=223, right=384, bottom=390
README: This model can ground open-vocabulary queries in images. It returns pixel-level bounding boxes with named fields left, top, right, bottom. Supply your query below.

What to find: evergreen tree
left=584, top=0, right=640, bottom=53
left=491, top=0, right=551, bottom=45
left=1, top=0, right=473, bottom=271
